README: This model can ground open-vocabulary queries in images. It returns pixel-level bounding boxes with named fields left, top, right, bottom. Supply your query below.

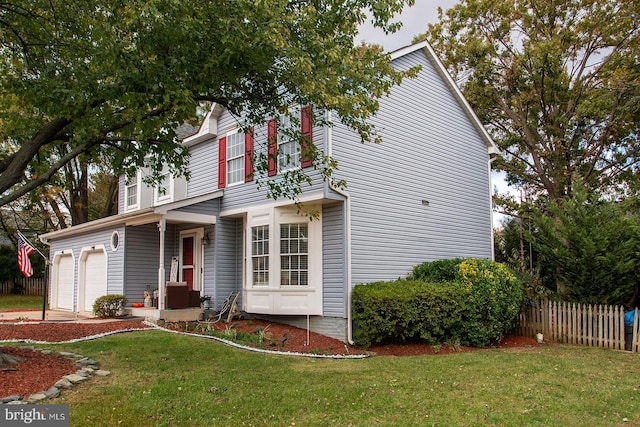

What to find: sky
left=358, top=1, right=513, bottom=226
left=356, top=1, right=460, bottom=51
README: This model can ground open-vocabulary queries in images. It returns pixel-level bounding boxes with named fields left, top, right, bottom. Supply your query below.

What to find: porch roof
left=40, top=191, right=222, bottom=242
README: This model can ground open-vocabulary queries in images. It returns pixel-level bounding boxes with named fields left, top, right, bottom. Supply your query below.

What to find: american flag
left=18, top=234, right=35, bottom=278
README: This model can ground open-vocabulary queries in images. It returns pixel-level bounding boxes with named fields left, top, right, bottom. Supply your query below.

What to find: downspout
left=325, top=111, right=354, bottom=344
left=158, top=218, right=166, bottom=310
left=488, top=154, right=498, bottom=261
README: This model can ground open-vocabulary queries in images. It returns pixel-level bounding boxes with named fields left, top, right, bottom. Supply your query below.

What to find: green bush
left=92, top=294, right=127, bottom=318
left=353, top=258, right=525, bottom=348
left=408, top=258, right=461, bottom=282
left=352, top=279, right=466, bottom=348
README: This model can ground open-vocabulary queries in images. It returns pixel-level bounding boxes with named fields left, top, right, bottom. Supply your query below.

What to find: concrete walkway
left=0, top=309, right=139, bottom=323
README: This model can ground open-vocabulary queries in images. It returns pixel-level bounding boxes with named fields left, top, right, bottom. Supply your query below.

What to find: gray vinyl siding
left=213, top=216, right=243, bottom=310
left=48, top=226, right=125, bottom=309
left=185, top=139, right=217, bottom=198
left=175, top=198, right=220, bottom=216
left=331, top=49, right=493, bottom=286
left=322, top=202, right=346, bottom=317
left=123, top=224, right=160, bottom=303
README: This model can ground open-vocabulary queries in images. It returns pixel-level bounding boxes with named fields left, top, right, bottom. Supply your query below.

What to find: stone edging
left=0, top=348, right=111, bottom=405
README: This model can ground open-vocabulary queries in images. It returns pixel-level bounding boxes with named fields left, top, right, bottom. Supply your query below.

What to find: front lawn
left=26, top=330, right=640, bottom=426
left=0, top=294, right=43, bottom=311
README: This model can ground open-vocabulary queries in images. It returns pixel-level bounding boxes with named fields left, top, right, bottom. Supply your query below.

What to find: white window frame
left=124, top=173, right=141, bottom=211
left=251, top=225, right=269, bottom=287
left=277, top=106, right=301, bottom=173
left=226, top=128, right=245, bottom=186
left=244, top=205, right=322, bottom=315
left=154, top=167, right=174, bottom=204
left=279, top=223, right=308, bottom=286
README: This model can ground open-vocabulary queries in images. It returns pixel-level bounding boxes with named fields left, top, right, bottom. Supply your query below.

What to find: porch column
left=158, top=218, right=166, bottom=310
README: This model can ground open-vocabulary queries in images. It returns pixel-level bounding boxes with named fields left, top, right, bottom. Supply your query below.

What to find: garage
left=53, top=253, right=74, bottom=310
left=79, top=248, right=107, bottom=313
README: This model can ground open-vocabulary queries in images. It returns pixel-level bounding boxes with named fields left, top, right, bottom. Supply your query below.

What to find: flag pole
left=17, top=231, right=49, bottom=321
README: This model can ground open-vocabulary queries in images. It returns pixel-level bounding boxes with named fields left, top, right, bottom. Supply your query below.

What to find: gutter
left=325, top=111, right=355, bottom=345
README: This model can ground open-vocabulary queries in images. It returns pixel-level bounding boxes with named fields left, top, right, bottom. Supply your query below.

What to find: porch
left=126, top=306, right=203, bottom=322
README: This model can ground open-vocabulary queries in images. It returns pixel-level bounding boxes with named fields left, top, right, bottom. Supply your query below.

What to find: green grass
left=12, top=330, right=639, bottom=427
left=0, top=294, right=44, bottom=310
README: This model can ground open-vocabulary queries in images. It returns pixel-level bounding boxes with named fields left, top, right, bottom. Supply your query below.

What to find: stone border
left=0, top=348, right=110, bottom=405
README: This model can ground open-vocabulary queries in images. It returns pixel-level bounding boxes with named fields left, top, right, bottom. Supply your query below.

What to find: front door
left=180, top=229, right=203, bottom=291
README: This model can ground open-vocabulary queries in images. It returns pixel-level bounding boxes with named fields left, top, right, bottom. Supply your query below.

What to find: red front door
left=181, top=236, right=194, bottom=290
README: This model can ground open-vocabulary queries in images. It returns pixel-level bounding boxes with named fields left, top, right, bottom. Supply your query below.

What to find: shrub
left=354, top=258, right=525, bottom=348
left=454, top=259, right=524, bottom=346
left=352, top=279, right=466, bottom=348
left=93, top=294, right=127, bottom=318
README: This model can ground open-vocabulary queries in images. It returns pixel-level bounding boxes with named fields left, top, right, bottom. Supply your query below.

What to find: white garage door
left=82, top=250, right=106, bottom=313
left=56, top=254, right=74, bottom=310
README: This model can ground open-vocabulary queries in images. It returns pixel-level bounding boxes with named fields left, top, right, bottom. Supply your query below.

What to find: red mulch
left=0, top=318, right=540, bottom=400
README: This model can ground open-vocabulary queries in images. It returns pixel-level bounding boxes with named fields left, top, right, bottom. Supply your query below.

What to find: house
left=39, top=41, right=499, bottom=342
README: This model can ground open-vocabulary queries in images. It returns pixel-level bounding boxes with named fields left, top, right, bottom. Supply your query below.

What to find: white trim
left=244, top=204, right=323, bottom=315
left=183, top=103, right=224, bottom=147
left=78, top=245, right=108, bottom=314
left=225, top=128, right=246, bottom=186
left=110, top=231, right=121, bottom=252
left=40, top=191, right=223, bottom=241
left=124, top=173, right=141, bottom=212
left=154, top=169, right=175, bottom=204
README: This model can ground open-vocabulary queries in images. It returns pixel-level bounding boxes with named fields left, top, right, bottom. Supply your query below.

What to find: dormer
left=183, top=103, right=225, bottom=147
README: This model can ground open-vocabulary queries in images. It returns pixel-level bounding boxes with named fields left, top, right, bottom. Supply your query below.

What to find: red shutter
left=218, top=136, right=226, bottom=188
left=300, top=105, right=313, bottom=168
left=245, top=126, right=254, bottom=182
left=267, top=119, right=277, bottom=176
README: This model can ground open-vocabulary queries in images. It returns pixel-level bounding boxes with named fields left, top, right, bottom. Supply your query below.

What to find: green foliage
left=0, top=0, right=416, bottom=207
left=423, top=0, right=640, bottom=202
left=352, top=279, right=466, bottom=348
left=355, top=258, right=525, bottom=347
left=408, top=258, right=460, bottom=282
left=92, top=294, right=127, bottom=318
left=528, top=189, right=640, bottom=308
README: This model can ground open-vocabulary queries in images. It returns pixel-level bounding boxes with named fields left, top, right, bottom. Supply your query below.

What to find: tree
left=0, top=0, right=416, bottom=208
left=422, top=0, right=640, bottom=204
left=528, top=188, right=640, bottom=308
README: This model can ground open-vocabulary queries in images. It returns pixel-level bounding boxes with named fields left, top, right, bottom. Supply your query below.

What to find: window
left=267, top=105, right=312, bottom=176
left=218, top=127, right=254, bottom=188
left=226, top=130, right=245, bottom=185
left=280, top=223, right=308, bottom=286
left=277, top=111, right=299, bottom=172
left=110, top=231, right=120, bottom=252
left=251, top=225, right=269, bottom=286
left=156, top=171, right=171, bottom=201
left=155, top=167, right=173, bottom=203
left=125, top=175, right=139, bottom=210
left=244, top=205, right=322, bottom=315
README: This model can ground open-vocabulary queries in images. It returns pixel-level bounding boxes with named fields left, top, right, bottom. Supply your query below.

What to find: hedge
left=353, top=258, right=524, bottom=348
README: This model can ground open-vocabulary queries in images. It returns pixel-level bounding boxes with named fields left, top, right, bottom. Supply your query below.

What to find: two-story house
left=40, top=41, right=499, bottom=342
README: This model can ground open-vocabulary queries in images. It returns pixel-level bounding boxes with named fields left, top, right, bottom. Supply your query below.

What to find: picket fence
left=0, top=277, right=46, bottom=296
left=516, top=299, right=639, bottom=353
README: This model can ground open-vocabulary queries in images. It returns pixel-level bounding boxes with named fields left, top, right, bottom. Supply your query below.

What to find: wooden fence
left=516, top=299, right=639, bottom=353
left=0, top=277, right=46, bottom=296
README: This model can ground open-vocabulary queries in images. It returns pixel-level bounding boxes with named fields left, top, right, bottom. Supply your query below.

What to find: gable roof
left=391, top=41, right=500, bottom=155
